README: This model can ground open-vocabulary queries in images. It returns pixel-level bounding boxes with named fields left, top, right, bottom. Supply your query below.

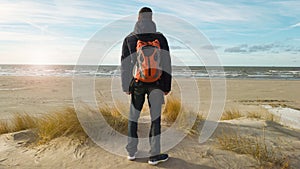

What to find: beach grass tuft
left=188, top=113, right=204, bottom=135
left=99, top=104, right=128, bottom=135
left=221, top=109, right=243, bottom=120
left=217, top=129, right=290, bottom=168
left=246, top=111, right=279, bottom=123
left=11, top=113, right=38, bottom=132
left=162, top=95, right=182, bottom=123
left=162, top=95, right=203, bottom=135
left=0, top=114, right=38, bottom=135
left=247, top=111, right=262, bottom=119
left=37, top=107, right=87, bottom=144
left=0, top=120, right=10, bottom=134
left=0, top=105, right=128, bottom=144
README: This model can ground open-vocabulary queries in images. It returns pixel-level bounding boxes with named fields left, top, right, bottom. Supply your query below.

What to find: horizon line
left=0, top=63, right=299, bottom=68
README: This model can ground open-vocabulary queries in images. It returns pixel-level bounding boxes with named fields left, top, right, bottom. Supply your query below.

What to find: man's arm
left=121, top=37, right=133, bottom=93
left=160, top=35, right=172, bottom=94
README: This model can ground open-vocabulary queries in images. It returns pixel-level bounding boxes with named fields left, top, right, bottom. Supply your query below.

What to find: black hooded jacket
left=121, top=14, right=171, bottom=93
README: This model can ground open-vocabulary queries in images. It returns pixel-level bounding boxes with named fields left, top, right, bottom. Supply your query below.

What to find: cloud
left=0, top=1, right=145, bottom=39
left=201, top=45, right=221, bottom=50
left=170, top=45, right=221, bottom=50
left=248, top=44, right=276, bottom=52
left=224, top=43, right=300, bottom=54
left=1, top=0, right=300, bottom=65
left=137, top=0, right=265, bottom=23
left=224, top=44, right=248, bottom=53
left=0, top=1, right=124, bottom=25
left=224, top=47, right=247, bottom=53
left=0, top=1, right=133, bottom=50
left=0, top=1, right=135, bottom=39
left=290, top=23, right=300, bottom=28
left=0, top=31, right=59, bottom=41
left=271, top=1, right=300, bottom=18
left=170, top=46, right=185, bottom=50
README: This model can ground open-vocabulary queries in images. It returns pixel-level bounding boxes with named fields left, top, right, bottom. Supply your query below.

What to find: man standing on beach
left=121, top=7, right=172, bottom=165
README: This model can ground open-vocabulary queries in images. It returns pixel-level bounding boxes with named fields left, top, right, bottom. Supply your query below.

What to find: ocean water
left=0, top=64, right=299, bottom=80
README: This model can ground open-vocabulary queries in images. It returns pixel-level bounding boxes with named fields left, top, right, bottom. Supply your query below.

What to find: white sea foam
left=0, top=65, right=299, bottom=79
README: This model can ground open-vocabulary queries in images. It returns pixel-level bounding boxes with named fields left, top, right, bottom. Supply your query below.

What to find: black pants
left=126, top=86, right=164, bottom=156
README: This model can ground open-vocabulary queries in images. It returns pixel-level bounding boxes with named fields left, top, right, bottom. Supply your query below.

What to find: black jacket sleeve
left=159, top=35, right=172, bottom=92
left=121, top=37, right=133, bottom=92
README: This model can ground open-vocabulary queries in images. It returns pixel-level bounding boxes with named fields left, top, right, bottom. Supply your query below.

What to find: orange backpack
left=133, top=39, right=162, bottom=83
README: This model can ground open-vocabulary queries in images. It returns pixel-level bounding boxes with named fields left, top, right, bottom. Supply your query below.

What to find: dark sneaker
left=127, top=152, right=137, bottom=161
left=148, top=154, right=169, bottom=165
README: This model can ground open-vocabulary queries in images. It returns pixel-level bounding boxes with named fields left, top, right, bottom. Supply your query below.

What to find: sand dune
left=0, top=117, right=299, bottom=168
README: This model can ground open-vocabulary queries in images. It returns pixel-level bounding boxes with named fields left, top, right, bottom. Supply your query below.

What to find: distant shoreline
left=0, top=64, right=299, bottom=80
left=1, top=64, right=300, bottom=67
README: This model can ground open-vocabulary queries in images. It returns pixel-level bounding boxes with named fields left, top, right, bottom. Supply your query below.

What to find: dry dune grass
left=0, top=120, right=10, bottom=134
left=162, top=95, right=204, bottom=135
left=247, top=111, right=263, bottom=119
left=0, top=114, right=38, bottom=135
left=247, top=111, right=279, bottom=122
left=221, top=109, right=243, bottom=120
left=0, top=108, right=87, bottom=144
left=99, top=105, right=128, bottom=135
left=11, top=113, right=38, bottom=132
left=37, top=105, right=128, bottom=144
left=0, top=95, right=200, bottom=143
left=221, top=109, right=279, bottom=123
left=217, top=129, right=290, bottom=169
left=0, top=105, right=129, bottom=144
left=217, top=109, right=289, bottom=168
left=37, top=108, right=87, bottom=144
left=162, top=95, right=182, bottom=123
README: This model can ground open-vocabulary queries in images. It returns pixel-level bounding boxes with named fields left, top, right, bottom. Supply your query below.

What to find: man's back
left=121, top=32, right=171, bottom=93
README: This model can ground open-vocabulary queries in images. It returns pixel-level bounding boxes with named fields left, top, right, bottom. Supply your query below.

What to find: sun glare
left=27, top=47, right=53, bottom=65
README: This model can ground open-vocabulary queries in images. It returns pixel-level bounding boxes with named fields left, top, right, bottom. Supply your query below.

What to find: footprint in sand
left=73, top=145, right=86, bottom=159
left=0, top=158, right=7, bottom=163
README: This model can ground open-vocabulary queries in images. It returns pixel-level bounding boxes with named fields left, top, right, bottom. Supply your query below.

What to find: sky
left=0, top=0, right=300, bottom=66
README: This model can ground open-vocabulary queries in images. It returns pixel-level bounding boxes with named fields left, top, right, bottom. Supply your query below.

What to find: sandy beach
left=1, top=76, right=300, bottom=116
left=0, top=76, right=300, bottom=168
